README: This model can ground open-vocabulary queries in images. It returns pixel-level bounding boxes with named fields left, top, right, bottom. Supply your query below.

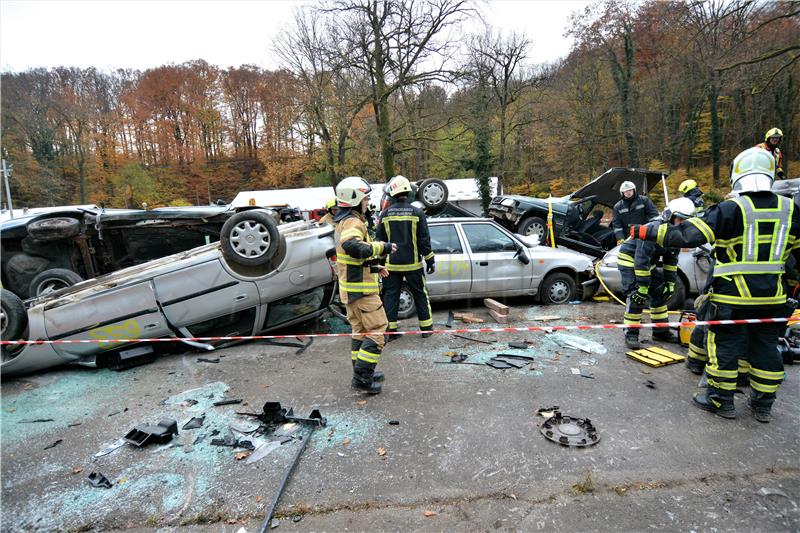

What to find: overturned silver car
left=1, top=211, right=336, bottom=377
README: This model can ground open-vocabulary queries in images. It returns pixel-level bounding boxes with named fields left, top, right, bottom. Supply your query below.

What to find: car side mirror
left=514, top=244, right=530, bottom=265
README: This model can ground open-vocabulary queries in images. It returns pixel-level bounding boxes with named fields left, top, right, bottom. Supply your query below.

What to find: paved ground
left=2, top=301, right=799, bottom=532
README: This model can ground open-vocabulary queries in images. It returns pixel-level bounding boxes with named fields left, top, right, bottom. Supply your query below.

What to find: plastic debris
left=213, top=399, right=243, bottom=406
left=124, top=419, right=178, bottom=446
left=182, top=416, right=205, bottom=430
left=197, top=357, right=221, bottom=363
left=87, top=472, right=113, bottom=489
left=548, top=333, right=608, bottom=355
left=756, top=487, right=798, bottom=508
left=43, top=439, right=63, bottom=450
left=246, top=440, right=282, bottom=465
left=95, top=437, right=127, bottom=457
left=18, top=418, right=54, bottom=424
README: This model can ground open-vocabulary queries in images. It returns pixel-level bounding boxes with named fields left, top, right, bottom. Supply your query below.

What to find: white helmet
left=387, top=175, right=412, bottom=197
left=730, top=147, right=775, bottom=193
left=664, top=197, right=696, bottom=221
left=619, top=181, right=636, bottom=195
left=336, top=176, right=372, bottom=207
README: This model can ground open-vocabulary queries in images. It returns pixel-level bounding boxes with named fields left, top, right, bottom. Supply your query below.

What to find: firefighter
left=334, top=176, right=397, bottom=394
left=678, top=179, right=705, bottom=215
left=756, top=128, right=785, bottom=179
left=612, top=181, right=660, bottom=245
left=319, top=198, right=338, bottom=226
left=376, top=175, right=435, bottom=339
left=618, top=198, right=694, bottom=349
left=631, top=147, right=800, bottom=422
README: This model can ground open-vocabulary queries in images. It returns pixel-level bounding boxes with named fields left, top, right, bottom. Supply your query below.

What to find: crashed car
left=596, top=243, right=713, bottom=310
left=0, top=204, right=303, bottom=299
left=396, top=217, right=597, bottom=319
left=0, top=211, right=336, bottom=377
left=489, top=168, right=667, bottom=258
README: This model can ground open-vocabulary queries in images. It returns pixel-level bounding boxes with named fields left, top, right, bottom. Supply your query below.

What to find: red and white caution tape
left=1, top=317, right=796, bottom=346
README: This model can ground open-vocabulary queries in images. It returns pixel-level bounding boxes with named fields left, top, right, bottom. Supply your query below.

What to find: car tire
left=1, top=288, right=27, bottom=341
left=397, top=284, right=417, bottom=319
left=417, top=179, right=448, bottom=210
left=667, top=276, right=688, bottom=311
left=26, top=217, right=80, bottom=241
left=539, top=272, right=577, bottom=305
left=518, top=216, right=547, bottom=242
left=220, top=210, right=280, bottom=266
left=29, top=268, right=83, bottom=297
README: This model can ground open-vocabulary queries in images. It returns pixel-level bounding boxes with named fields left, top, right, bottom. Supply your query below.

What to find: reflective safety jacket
left=756, top=142, right=784, bottom=179
left=617, top=238, right=678, bottom=289
left=319, top=212, right=336, bottom=226
left=612, top=195, right=660, bottom=241
left=375, top=198, right=434, bottom=272
left=644, top=192, right=800, bottom=307
left=334, top=209, right=390, bottom=304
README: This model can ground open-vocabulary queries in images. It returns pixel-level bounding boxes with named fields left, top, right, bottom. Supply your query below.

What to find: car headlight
left=501, top=198, right=515, bottom=207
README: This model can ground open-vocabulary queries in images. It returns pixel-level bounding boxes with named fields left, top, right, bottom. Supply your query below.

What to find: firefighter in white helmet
left=612, top=181, right=659, bottom=245
left=334, top=176, right=397, bottom=394
left=631, top=147, right=800, bottom=422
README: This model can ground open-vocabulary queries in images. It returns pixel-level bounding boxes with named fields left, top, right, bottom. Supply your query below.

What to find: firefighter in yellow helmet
left=678, top=179, right=705, bottom=215
left=756, top=128, right=785, bottom=179
left=334, top=177, right=396, bottom=394
left=631, top=147, right=800, bottom=422
left=319, top=197, right=338, bottom=226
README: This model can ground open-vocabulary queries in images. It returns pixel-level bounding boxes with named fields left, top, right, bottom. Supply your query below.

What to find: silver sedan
left=1, top=211, right=337, bottom=376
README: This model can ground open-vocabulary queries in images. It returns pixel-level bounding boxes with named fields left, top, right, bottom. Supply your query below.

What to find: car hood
left=572, top=168, right=666, bottom=206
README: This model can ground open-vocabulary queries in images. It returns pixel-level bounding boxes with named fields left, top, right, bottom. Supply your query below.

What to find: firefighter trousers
left=382, top=269, right=433, bottom=331
left=620, top=265, right=668, bottom=336
left=687, top=304, right=751, bottom=377
left=345, top=294, right=388, bottom=365
left=706, top=303, right=785, bottom=397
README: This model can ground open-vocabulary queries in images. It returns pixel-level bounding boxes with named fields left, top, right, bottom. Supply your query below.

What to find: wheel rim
left=1, top=307, right=7, bottom=336
left=35, top=278, right=71, bottom=296
left=548, top=280, right=571, bottom=303
left=398, top=289, right=414, bottom=316
left=526, top=221, right=545, bottom=239
left=421, top=182, right=445, bottom=205
left=230, top=220, right=272, bottom=259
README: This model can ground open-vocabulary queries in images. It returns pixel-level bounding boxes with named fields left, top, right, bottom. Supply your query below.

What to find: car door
left=426, top=223, right=472, bottom=296
left=152, top=258, right=260, bottom=338
left=460, top=222, right=530, bottom=295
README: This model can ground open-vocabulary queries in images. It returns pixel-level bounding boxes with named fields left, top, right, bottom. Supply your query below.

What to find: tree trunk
left=708, top=75, right=721, bottom=187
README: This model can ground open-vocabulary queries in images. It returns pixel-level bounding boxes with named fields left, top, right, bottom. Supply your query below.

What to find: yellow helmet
left=325, top=197, right=337, bottom=211
left=765, top=127, right=783, bottom=141
left=387, top=175, right=412, bottom=197
left=678, top=179, right=698, bottom=194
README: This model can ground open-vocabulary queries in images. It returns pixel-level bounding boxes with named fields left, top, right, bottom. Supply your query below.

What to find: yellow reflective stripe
left=388, top=321, right=398, bottom=328
left=707, top=379, right=738, bottom=391
left=340, top=229, right=364, bottom=241
left=424, top=251, right=435, bottom=260
left=748, top=367, right=785, bottom=380
left=383, top=215, right=420, bottom=222
left=419, top=318, right=433, bottom=327
left=634, top=270, right=651, bottom=277
left=687, top=217, right=715, bottom=243
left=337, top=253, right=365, bottom=266
left=651, top=306, right=668, bottom=313
left=618, top=259, right=635, bottom=267
left=656, top=224, right=668, bottom=247
left=709, top=293, right=786, bottom=305
left=663, top=264, right=678, bottom=271
left=750, top=382, right=780, bottom=393
left=422, top=276, right=433, bottom=326
left=371, top=242, right=382, bottom=256
left=357, top=349, right=381, bottom=364
left=618, top=252, right=635, bottom=262
left=713, top=261, right=785, bottom=276
left=706, top=367, right=738, bottom=379
left=733, top=274, right=751, bottom=298
left=386, top=262, right=423, bottom=272
left=707, top=329, right=719, bottom=369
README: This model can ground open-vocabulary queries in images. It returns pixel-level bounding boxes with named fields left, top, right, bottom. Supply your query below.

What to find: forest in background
left=1, top=0, right=798, bottom=211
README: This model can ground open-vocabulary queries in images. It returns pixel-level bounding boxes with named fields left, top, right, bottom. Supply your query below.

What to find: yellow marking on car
left=88, top=320, right=141, bottom=348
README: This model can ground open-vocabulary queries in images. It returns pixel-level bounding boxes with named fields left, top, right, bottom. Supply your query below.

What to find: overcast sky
left=0, top=0, right=590, bottom=72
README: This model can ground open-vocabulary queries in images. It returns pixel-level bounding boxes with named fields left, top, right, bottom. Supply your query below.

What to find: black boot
left=692, top=389, right=736, bottom=419
left=351, top=359, right=382, bottom=394
left=686, top=357, right=706, bottom=375
left=748, top=391, right=775, bottom=423
left=385, top=329, right=400, bottom=343
left=653, top=328, right=679, bottom=343
left=625, top=331, right=641, bottom=350
left=420, top=327, right=432, bottom=339
left=352, top=360, right=384, bottom=382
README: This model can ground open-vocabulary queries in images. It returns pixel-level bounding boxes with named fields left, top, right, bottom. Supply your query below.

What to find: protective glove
left=662, top=281, right=675, bottom=299
left=426, top=261, right=436, bottom=274
left=616, top=238, right=624, bottom=245
left=380, top=242, right=397, bottom=255
left=630, top=285, right=649, bottom=305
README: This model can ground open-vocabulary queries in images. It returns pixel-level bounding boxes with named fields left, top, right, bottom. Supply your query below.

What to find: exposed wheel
left=518, top=216, right=547, bottom=242
left=26, top=217, right=80, bottom=241
left=667, top=275, right=688, bottom=311
left=417, top=179, right=448, bottom=210
left=1, top=288, right=27, bottom=340
left=397, top=284, right=416, bottom=319
left=539, top=272, right=577, bottom=304
left=220, top=210, right=280, bottom=266
left=29, top=268, right=83, bottom=297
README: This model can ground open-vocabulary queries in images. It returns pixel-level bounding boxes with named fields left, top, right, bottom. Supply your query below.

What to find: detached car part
left=123, top=419, right=178, bottom=446
left=539, top=412, right=599, bottom=447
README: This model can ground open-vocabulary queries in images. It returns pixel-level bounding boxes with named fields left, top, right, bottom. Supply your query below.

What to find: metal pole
left=2, top=159, right=14, bottom=219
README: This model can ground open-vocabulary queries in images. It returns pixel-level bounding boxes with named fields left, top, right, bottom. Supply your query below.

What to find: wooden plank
left=487, top=309, right=508, bottom=323
left=626, top=352, right=664, bottom=367
left=483, top=298, right=510, bottom=315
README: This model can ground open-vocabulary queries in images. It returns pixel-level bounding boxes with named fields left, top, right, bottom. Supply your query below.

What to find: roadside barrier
left=1, top=316, right=796, bottom=346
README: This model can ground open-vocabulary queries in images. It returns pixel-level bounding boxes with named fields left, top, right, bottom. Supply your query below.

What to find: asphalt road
left=2, top=301, right=798, bottom=532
